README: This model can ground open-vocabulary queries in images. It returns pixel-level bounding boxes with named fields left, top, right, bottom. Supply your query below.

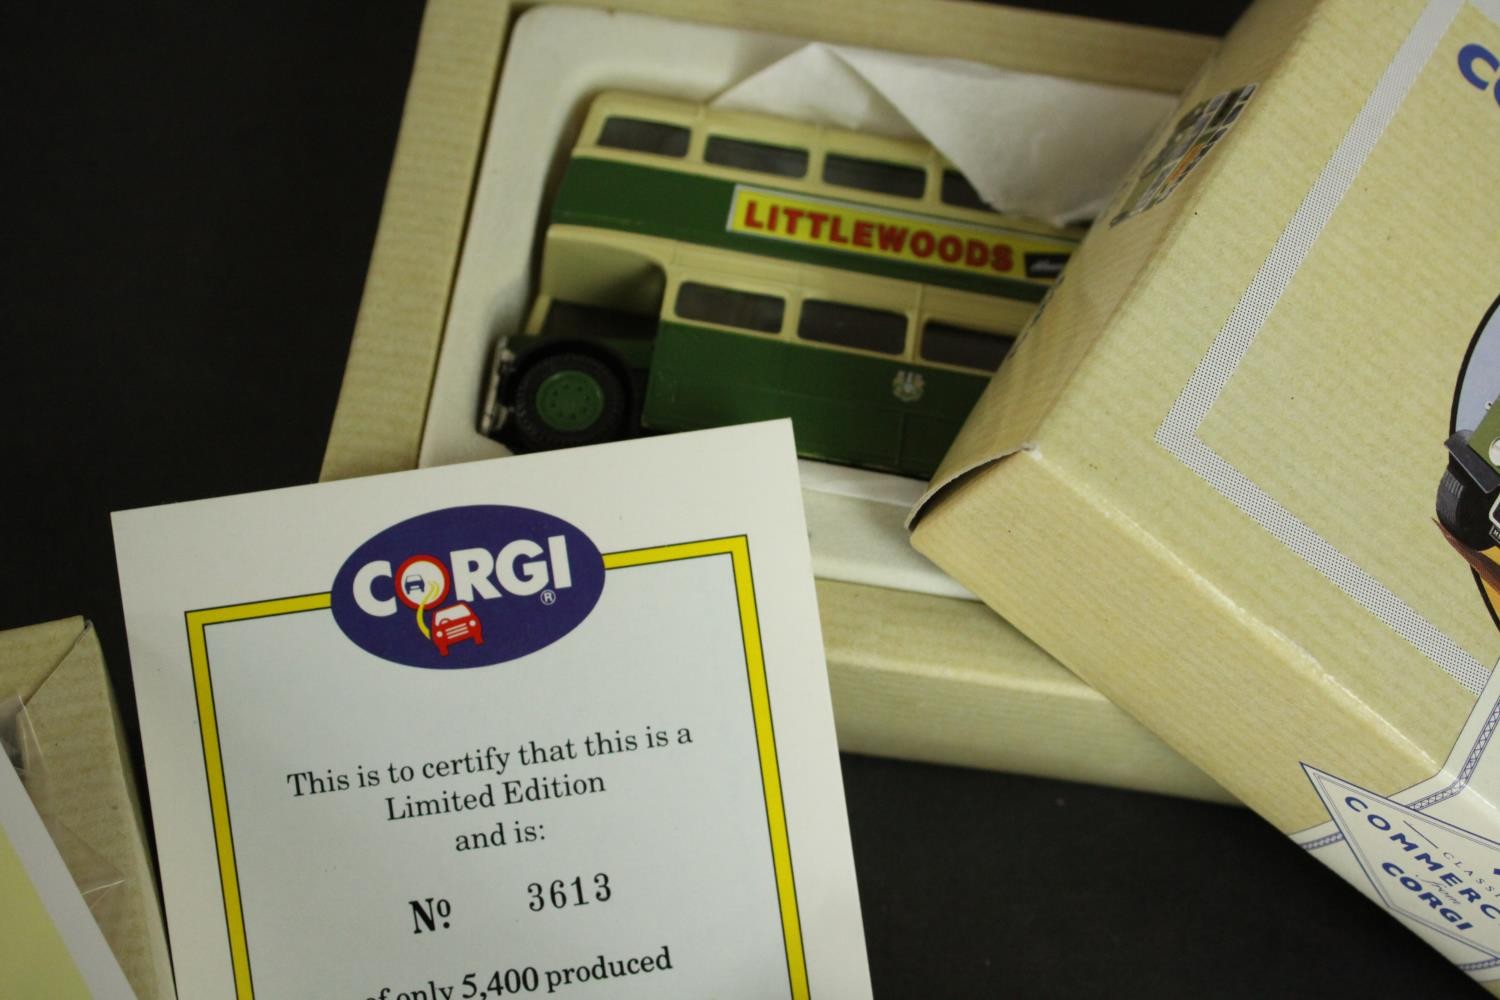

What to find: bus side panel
left=643, top=323, right=986, bottom=479
left=554, top=158, right=1054, bottom=303
left=898, top=384, right=988, bottom=478
left=887, top=366, right=989, bottom=478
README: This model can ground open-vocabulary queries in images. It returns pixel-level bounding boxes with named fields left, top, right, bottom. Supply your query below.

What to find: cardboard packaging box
left=817, top=578, right=1228, bottom=797
left=911, top=0, right=1500, bottom=983
left=0, top=617, right=176, bottom=999
left=318, top=0, right=1232, bottom=802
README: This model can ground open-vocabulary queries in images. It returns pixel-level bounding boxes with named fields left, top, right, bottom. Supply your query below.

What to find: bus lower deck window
left=823, top=154, right=926, bottom=199
left=675, top=282, right=785, bottom=333
left=705, top=136, right=809, bottom=178
left=921, top=321, right=1014, bottom=372
left=597, top=116, right=690, bottom=157
left=798, top=301, right=908, bottom=355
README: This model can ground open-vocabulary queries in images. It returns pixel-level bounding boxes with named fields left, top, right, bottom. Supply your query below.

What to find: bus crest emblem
left=892, top=371, right=925, bottom=403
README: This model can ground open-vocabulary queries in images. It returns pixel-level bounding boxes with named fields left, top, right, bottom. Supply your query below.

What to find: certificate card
left=114, top=422, right=871, bottom=1000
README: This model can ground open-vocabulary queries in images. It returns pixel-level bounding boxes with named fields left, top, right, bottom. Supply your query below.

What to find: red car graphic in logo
left=431, top=603, right=484, bottom=656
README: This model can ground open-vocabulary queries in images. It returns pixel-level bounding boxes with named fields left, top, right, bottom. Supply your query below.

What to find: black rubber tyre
left=1437, top=465, right=1498, bottom=551
left=510, top=352, right=627, bottom=452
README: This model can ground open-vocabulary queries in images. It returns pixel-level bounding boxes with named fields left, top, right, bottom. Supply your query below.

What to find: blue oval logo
left=331, top=505, right=605, bottom=669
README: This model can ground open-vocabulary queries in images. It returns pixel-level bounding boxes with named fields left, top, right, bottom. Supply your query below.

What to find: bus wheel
left=1437, top=466, right=1497, bottom=551
left=511, top=353, right=626, bottom=451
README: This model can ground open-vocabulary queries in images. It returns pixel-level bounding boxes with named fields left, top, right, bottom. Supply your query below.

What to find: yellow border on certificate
left=185, top=536, right=808, bottom=1000
left=184, top=592, right=330, bottom=1000
left=603, top=538, right=807, bottom=999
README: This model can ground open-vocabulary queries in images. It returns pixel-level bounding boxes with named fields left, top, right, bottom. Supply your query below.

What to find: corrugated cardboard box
left=318, top=0, right=1231, bottom=801
left=911, top=0, right=1500, bottom=984
left=0, top=617, right=176, bottom=999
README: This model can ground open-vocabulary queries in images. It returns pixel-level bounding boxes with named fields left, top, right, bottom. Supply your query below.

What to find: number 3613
left=526, top=873, right=611, bottom=911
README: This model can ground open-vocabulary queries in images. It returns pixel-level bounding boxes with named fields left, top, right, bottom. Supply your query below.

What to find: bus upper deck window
left=940, top=170, right=992, bottom=211
left=675, top=282, right=785, bottom=334
left=597, top=116, right=691, bottom=157
left=921, top=321, right=1014, bottom=372
left=822, top=154, right=925, bottom=199
left=798, top=301, right=907, bottom=355
left=704, top=136, right=809, bottom=178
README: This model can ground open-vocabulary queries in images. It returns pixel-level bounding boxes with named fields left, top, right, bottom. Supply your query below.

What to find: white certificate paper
left=114, top=422, right=871, bottom=1000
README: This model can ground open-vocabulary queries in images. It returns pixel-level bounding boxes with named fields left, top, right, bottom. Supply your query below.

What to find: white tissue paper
left=713, top=44, right=1179, bottom=227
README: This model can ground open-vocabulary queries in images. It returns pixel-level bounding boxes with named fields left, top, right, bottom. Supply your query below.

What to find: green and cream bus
left=481, top=91, right=1083, bottom=479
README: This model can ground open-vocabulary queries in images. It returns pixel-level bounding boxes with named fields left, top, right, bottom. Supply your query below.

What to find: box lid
left=916, top=0, right=1500, bottom=828
left=913, top=1, right=1500, bottom=980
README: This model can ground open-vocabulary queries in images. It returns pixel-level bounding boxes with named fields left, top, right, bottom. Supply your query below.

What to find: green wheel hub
left=534, top=368, right=605, bottom=431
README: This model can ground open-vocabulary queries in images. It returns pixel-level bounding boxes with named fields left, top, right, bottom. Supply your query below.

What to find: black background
left=0, top=2, right=1482, bottom=997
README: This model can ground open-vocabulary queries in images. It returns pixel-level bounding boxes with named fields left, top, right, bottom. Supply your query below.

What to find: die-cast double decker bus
left=481, top=91, right=1083, bottom=479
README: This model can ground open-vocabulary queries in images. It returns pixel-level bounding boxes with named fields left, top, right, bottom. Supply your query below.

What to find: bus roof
left=576, top=90, right=1084, bottom=240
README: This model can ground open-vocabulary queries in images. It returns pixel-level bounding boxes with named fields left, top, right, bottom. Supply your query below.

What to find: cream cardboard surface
left=318, top=0, right=1227, bottom=800
left=117, top=422, right=871, bottom=1000
left=0, top=750, right=135, bottom=999
left=817, top=578, right=1232, bottom=801
left=911, top=0, right=1500, bottom=983
left=0, top=617, right=176, bottom=1000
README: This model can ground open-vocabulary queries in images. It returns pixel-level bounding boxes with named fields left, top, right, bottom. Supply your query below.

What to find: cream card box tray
left=321, top=0, right=1229, bottom=803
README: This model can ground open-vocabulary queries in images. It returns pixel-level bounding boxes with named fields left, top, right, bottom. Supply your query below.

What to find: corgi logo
left=331, top=505, right=605, bottom=669
left=1459, top=43, right=1500, bottom=106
